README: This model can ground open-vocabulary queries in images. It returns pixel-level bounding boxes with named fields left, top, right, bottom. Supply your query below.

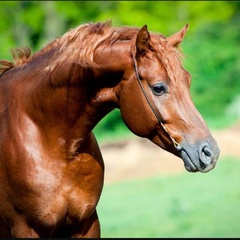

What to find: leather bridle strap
left=132, top=56, right=182, bottom=151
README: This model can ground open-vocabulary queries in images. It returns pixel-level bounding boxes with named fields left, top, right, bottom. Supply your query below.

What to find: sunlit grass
left=97, top=157, right=240, bottom=238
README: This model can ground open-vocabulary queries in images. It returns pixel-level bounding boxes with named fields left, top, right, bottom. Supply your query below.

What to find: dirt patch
left=100, top=124, right=240, bottom=183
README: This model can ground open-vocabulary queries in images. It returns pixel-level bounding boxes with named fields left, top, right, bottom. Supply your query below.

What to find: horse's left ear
left=136, top=25, right=151, bottom=56
left=166, top=24, right=189, bottom=47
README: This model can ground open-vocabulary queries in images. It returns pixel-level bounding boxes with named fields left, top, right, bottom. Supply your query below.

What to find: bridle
left=132, top=55, right=183, bottom=151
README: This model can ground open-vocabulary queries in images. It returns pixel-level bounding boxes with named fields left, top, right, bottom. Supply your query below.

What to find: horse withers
left=0, top=21, right=220, bottom=237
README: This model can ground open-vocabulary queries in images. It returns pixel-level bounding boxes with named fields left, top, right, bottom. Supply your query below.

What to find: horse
left=0, top=20, right=220, bottom=237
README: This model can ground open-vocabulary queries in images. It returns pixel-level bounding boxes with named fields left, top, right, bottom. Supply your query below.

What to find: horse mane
left=0, top=47, right=31, bottom=76
left=0, top=20, right=184, bottom=79
left=0, top=20, right=128, bottom=76
left=45, top=20, right=140, bottom=70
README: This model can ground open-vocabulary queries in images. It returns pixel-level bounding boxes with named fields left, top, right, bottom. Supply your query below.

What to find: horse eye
left=151, top=83, right=167, bottom=96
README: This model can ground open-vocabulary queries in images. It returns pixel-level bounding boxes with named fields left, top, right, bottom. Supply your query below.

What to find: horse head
left=117, top=24, right=220, bottom=173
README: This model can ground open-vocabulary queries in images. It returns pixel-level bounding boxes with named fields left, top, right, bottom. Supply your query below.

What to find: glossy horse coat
left=0, top=21, right=220, bottom=237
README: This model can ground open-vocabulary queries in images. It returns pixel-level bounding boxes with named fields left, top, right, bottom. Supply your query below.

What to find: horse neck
left=65, top=41, right=133, bottom=153
left=23, top=43, right=131, bottom=155
left=73, top=39, right=133, bottom=113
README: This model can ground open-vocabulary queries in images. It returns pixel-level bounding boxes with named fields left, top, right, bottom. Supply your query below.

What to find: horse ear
left=166, top=24, right=189, bottom=47
left=136, top=25, right=151, bottom=56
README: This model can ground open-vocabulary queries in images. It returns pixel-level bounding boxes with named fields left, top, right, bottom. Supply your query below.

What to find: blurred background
left=0, top=1, right=239, bottom=237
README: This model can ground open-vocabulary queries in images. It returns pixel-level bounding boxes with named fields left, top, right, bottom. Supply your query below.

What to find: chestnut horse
left=0, top=21, right=220, bottom=237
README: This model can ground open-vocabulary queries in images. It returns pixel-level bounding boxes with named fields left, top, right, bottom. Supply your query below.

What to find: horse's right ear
left=135, top=25, right=151, bottom=56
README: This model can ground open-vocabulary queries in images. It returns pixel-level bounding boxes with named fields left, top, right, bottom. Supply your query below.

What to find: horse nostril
left=203, top=146, right=211, bottom=157
left=200, top=145, right=213, bottom=165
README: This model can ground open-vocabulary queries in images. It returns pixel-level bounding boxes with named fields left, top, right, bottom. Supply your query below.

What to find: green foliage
left=97, top=157, right=240, bottom=237
left=182, top=18, right=240, bottom=127
left=93, top=109, right=131, bottom=143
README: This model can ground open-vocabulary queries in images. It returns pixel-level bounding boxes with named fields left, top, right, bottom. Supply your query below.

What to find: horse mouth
left=176, top=137, right=220, bottom=173
left=180, top=149, right=198, bottom=172
left=179, top=149, right=216, bottom=173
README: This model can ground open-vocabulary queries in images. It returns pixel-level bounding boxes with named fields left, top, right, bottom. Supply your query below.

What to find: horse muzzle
left=179, top=138, right=220, bottom=173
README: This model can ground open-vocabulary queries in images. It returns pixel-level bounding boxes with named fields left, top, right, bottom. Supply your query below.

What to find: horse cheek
left=119, top=78, right=154, bottom=138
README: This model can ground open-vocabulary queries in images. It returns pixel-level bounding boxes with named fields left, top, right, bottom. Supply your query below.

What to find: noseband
left=132, top=56, right=182, bottom=151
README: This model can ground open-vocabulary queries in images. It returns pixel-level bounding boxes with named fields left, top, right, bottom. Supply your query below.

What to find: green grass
left=97, top=157, right=240, bottom=238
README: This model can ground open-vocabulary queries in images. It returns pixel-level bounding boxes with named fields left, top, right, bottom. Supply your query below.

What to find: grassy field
left=97, top=157, right=240, bottom=238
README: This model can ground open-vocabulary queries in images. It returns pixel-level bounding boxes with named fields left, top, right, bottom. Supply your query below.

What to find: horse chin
left=180, top=149, right=199, bottom=172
